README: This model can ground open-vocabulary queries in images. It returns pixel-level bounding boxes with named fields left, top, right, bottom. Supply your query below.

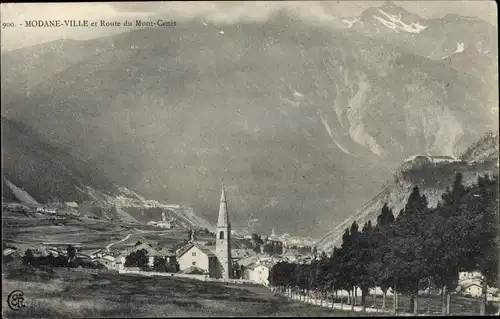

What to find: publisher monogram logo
left=7, top=290, right=26, bottom=311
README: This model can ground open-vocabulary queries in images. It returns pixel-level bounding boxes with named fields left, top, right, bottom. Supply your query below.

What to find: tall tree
left=463, top=174, right=499, bottom=314
left=373, top=204, right=396, bottom=310
left=357, top=221, right=375, bottom=311
left=388, top=186, right=430, bottom=315
left=426, top=172, right=474, bottom=314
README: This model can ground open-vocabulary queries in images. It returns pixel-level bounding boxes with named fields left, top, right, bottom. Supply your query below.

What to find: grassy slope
left=1, top=269, right=369, bottom=318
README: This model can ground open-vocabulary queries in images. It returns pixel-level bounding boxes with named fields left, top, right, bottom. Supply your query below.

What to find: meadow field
left=1, top=268, right=380, bottom=318
left=2, top=207, right=202, bottom=254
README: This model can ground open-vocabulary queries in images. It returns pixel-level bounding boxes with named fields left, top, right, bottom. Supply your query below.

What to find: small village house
left=461, top=282, right=483, bottom=298
left=3, top=248, right=17, bottom=257
left=65, top=202, right=78, bottom=209
left=242, top=260, right=271, bottom=286
left=119, top=241, right=176, bottom=270
left=459, top=271, right=482, bottom=281
left=89, top=248, right=109, bottom=259
left=156, top=220, right=173, bottom=229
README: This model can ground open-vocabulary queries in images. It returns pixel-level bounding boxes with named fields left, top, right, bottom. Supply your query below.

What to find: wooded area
left=269, top=173, right=499, bottom=315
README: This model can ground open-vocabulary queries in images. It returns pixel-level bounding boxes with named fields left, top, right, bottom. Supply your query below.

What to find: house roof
left=182, top=266, right=208, bottom=275
left=178, top=243, right=216, bottom=258
left=245, top=262, right=259, bottom=270
left=246, top=262, right=271, bottom=270
left=119, top=242, right=175, bottom=258
left=3, top=248, right=16, bottom=256
left=232, top=248, right=254, bottom=259
left=89, top=248, right=107, bottom=256
left=462, top=282, right=482, bottom=289
left=237, top=255, right=259, bottom=267
left=149, top=248, right=176, bottom=257
left=176, top=244, right=195, bottom=257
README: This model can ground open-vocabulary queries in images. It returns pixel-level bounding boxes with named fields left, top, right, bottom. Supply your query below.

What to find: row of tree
left=269, top=173, right=499, bottom=315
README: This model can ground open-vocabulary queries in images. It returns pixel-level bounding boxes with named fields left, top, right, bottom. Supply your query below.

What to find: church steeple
left=218, top=183, right=230, bottom=227
left=215, top=182, right=232, bottom=279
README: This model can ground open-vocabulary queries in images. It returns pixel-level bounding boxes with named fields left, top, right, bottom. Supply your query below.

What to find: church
left=177, top=183, right=233, bottom=279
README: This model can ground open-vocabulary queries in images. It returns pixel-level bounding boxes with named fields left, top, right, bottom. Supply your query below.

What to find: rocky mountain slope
left=317, top=131, right=499, bottom=251
left=1, top=4, right=497, bottom=235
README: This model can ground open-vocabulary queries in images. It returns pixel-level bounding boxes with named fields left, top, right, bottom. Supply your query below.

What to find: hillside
left=1, top=117, right=214, bottom=231
left=1, top=3, right=497, bottom=235
left=317, top=131, right=499, bottom=251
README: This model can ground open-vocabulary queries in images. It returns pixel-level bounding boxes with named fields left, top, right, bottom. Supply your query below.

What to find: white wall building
left=243, top=261, right=271, bottom=286
left=157, top=221, right=172, bottom=229
left=462, top=283, right=483, bottom=298
left=177, top=244, right=218, bottom=277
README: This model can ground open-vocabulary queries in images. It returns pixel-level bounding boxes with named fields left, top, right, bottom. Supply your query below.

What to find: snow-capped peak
left=454, top=42, right=465, bottom=54
left=374, top=8, right=427, bottom=34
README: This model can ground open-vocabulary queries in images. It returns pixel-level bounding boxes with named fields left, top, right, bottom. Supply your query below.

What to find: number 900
left=2, top=22, right=15, bottom=29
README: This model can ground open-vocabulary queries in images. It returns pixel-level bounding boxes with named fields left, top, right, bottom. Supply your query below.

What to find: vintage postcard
left=1, top=1, right=498, bottom=317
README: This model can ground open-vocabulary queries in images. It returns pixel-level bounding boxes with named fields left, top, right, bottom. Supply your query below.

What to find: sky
left=1, top=1, right=497, bottom=51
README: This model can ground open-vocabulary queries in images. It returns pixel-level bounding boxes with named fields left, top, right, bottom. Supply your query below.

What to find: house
left=89, top=249, right=108, bottom=259
left=3, top=248, right=17, bottom=257
left=459, top=271, right=482, bottom=282
left=114, top=256, right=126, bottom=270
left=156, top=220, right=173, bottom=229
left=242, top=261, right=271, bottom=286
left=232, top=248, right=255, bottom=261
left=102, top=255, right=115, bottom=262
left=177, top=243, right=219, bottom=278
left=93, top=258, right=114, bottom=269
left=404, top=154, right=459, bottom=164
left=282, top=252, right=300, bottom=262
left=461, top=282, right=483, bottom=298
left=65, top=202, right=78, bottom=209
left=47, top=249, right=60, bottom=257
left=119, top=241, right=176, bottom=270
left=148, top=247, right=177, bottom=269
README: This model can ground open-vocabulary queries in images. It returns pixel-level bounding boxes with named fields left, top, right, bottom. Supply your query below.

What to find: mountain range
left=1, top=2, right=497, bottom=236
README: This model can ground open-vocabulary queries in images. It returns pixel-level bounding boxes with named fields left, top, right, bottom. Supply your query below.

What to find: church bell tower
left=215, top=183, right=232, bottom=279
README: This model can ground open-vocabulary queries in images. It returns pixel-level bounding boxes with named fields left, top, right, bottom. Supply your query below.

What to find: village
left=2, top=185, right=317, bottom=284
left=3, top=184, right=497, bottom=304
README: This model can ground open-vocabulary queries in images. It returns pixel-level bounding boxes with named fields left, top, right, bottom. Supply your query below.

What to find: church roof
left=218, top=183, right=230, bottom=227
left=177, top=243, right=217, bottom=258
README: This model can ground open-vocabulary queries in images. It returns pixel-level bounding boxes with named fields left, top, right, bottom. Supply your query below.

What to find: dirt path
left=106, top=233, right=132, bottom=250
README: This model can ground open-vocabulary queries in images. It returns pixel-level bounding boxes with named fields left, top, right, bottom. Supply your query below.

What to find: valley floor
left=2, top=268, right=378, bottom=318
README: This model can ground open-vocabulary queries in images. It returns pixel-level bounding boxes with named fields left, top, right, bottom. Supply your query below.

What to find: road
left=105, top=228, right=172, bottom=250
left=133, top=228, right=174, bottom=234
left=106, top=233, right=132, bottom=250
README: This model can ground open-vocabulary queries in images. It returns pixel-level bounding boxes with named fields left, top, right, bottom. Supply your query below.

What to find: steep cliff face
left=317, top=131, right=499, bottom=251
left=1, top=4, right=496, bottom=235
